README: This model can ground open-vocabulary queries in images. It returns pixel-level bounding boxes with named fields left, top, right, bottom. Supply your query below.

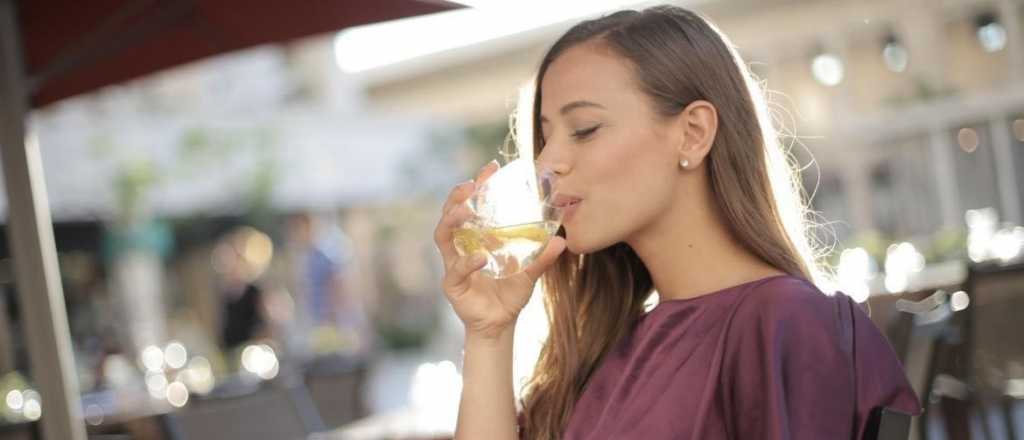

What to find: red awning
left=17, top=0, right=461, bottom=107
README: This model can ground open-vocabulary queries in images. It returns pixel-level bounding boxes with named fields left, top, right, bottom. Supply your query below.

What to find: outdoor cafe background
left=2, top=0, right=1024, bottom=439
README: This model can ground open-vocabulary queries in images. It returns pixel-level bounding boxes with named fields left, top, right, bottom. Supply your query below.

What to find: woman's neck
left=625, top=170, right=783, bottom=302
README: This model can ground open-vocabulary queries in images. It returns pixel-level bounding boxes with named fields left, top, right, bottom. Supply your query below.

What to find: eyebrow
left=540, top=100, right=606, bottom=122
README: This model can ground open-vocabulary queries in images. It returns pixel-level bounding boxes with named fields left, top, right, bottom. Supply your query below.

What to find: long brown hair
left=518, top=5, right=832, bottom=438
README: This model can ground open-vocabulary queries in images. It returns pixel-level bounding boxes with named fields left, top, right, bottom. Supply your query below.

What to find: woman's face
left=537, top=42, right=682, bottom=255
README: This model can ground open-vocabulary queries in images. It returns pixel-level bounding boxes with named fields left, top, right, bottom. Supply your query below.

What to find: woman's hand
left=434, top=161, right=567, bottom=340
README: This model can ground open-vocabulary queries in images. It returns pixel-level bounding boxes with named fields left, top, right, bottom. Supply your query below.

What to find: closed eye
left=572, top=124, right=601, bottom=140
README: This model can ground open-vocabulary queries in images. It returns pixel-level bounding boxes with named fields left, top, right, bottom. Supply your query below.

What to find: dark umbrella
left=0, top=1, right=460, bottom=439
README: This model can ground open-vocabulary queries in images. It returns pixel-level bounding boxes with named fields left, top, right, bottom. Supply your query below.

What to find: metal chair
left=162, top=382, right=324, bottom=440
left=961, top=260, right=1024, bottom=440
left=865, top=407, right=914, bottom=440
left=302, top=353, right=369, bottom=429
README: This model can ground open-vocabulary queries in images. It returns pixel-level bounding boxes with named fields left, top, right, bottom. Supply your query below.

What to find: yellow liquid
left=453, top=221, right=560, bottom=278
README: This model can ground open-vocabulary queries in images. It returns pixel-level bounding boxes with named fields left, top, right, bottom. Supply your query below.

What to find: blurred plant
left=829, top=229, right=892, bottom=268
left=90, top=125, right=279, bottom=227
left=465, top=120, right=512, bottom=167
left=369, top=207, right=441, bottom=351
left=828, top=226, right=967, bottom=276
left=90, top=134, right=163, bottom=225
left=114, top=159, right=162, bottom=225
left=923, top=226, right=967, bottom=263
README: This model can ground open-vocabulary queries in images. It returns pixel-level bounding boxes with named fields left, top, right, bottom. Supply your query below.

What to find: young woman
left=433, top=5, right=920, bottom=439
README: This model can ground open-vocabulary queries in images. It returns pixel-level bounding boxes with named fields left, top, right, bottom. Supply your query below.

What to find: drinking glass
left=452, top=158, right=563, bottom=278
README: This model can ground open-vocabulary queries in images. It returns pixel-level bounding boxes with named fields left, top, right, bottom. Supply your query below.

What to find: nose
left=547, top=162, right=570, bottom=176
left=535, top=150, right=571, bottom=176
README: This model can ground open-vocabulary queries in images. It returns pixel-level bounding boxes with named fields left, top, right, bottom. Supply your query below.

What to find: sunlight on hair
left=741, top=53, right=838, bottom=294
left=334, top=1, right=650, bottom=73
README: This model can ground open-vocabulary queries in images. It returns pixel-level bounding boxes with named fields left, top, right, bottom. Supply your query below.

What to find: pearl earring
left=679, top=159, right=689, bottom=169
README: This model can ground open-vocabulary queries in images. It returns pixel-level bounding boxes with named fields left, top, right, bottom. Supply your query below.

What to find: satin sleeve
left=721, top=287, right=921, bottom=440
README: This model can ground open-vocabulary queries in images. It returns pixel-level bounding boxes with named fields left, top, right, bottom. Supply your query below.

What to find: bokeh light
left=882, top=35, right=909, bottom=73
left=838, top=247, right=875, bottom=302
left=21, top=390, right=41, bottom=421
left=951, top=290, right=971, bottom=312
left=966, top=208, right=1000, bottom=262
left=409, top=360, right=462, bottom=432
left=884, top=242, right=925, bottom=293
left=182, top=356, right=216, bottom=395
left=977, top=18, right=1007, bottom=52
left=164, top=341, right=188, bottom=370
left=140, top=345, right=165, bottom=373
left=84, top=404, right=104, bottom=426
left=241, top=344, right=279, bottom=380
left=22, top=399, right=40, bottom=421
left=991, top=226, right=1024, bottom=262
left=957, top=127, right=980, bottom=153
left=5, top=390, right=23, bottom=411
left=166, top=381, right=190, bottom=408
left=811, top=53, right=844, bottom=86
left=1012, top=118, right=1024, bottom=142
left=146, top=372, right=169, bottom=399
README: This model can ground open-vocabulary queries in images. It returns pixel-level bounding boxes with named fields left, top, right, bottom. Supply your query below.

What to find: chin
left=565, top=240, right=585, bottom=255
left=564, top=231, right=606, bottom=255
left=562, top=230, right=584, bottom=255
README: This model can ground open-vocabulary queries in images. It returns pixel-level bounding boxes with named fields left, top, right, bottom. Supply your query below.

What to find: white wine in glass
left=452, top=158, right=563, bottom=278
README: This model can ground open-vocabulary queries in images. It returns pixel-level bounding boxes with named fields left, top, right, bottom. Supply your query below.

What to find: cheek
left=603, top=165, right=674, bottom=229
left=594, top=127, right=673, bottom=203
left=572, top=130, right=675, bottom=246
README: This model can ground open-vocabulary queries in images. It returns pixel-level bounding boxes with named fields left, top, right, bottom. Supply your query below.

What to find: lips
left=551, top=194, right=583, bottom=208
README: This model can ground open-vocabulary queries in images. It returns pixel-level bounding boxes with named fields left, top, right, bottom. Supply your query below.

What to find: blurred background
left=0, top=0, right=1023, bottom=439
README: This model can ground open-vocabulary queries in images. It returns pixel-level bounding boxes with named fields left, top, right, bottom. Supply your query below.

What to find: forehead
left=540, top=43, right=639, bottom=115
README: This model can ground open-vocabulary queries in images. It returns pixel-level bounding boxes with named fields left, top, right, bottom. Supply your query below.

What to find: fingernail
left=486, top=159, right=499, bottom=168
left=471, top=253, right=487, bottom=264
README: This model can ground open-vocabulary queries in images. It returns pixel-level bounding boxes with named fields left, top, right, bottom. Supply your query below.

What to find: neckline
left=647, top=273, right=797, bottom=310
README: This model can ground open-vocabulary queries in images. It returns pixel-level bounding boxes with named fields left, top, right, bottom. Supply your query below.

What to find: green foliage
left=91, top=124, right=280, bottom=227
left=923, top=227, right=967, bottom=263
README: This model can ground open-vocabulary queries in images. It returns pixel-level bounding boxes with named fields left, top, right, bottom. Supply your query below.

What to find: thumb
left=522, top=236, right=567, bottom=282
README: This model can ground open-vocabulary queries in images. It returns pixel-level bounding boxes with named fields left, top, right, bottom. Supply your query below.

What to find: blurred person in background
left=286, top=213, right=370, bottom=356
left=436, top=5, right=919, bottom=440
left=213, top=226, right=274, bottom=352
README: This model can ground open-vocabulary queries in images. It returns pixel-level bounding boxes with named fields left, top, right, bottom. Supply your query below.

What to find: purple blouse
left=533, top=274, right=921, bottom=439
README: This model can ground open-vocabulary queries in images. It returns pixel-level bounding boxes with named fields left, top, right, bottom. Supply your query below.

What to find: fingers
left=434, top=201, right=476, bottom=265
left=439, top=180, right=476, bottom=221
left=522, top=236, right=567, bottom=281
left=473, top=159, right=500, bottom=187
left=435, top=160, right=501, bottom=264
left=442, top=253, right=488, bottom=299
left=440, top=160, right=499, bottom=216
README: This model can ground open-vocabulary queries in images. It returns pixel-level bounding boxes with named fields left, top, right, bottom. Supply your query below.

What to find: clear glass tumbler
left=452, top=158, right=563, bottom=278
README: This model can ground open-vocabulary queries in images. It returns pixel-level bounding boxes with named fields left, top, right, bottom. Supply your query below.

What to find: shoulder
left=724, top=274, right=857, bottom=356
left=732, top=275, right=841, bottom=325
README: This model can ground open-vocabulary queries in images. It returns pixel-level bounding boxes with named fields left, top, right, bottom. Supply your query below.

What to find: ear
left=675, top=100, right=718, bottom=167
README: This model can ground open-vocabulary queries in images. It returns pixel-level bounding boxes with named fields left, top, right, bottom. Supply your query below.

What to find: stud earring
left=679, top=159, right=690, bottom=169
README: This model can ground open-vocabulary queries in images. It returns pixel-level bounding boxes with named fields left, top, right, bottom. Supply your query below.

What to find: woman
left=433, top=5, right=919, bottom=439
